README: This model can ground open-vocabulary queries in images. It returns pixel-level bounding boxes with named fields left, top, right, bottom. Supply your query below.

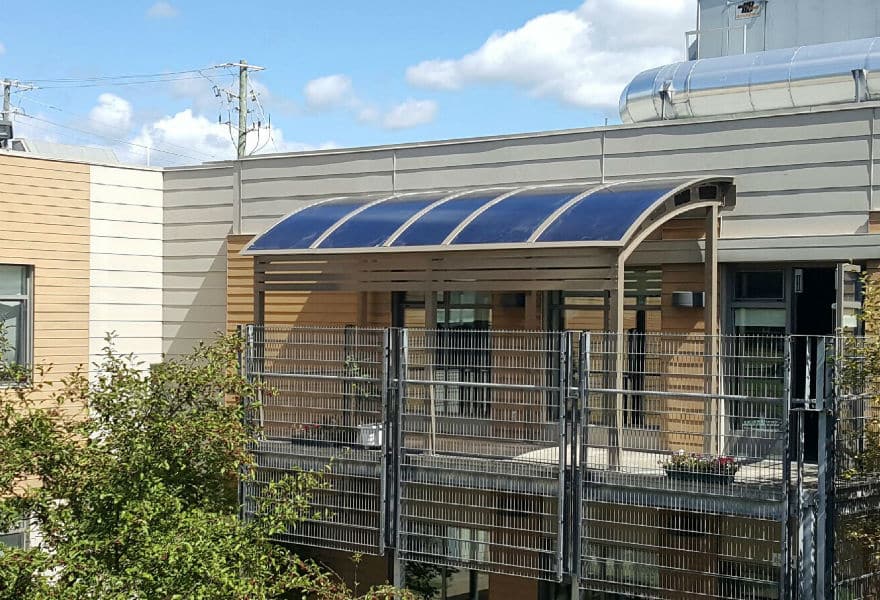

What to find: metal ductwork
left=620, top=37, right=880, bottom=123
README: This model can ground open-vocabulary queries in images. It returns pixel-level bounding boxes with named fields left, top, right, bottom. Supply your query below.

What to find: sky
left=0, top=1, right=697, bottom=166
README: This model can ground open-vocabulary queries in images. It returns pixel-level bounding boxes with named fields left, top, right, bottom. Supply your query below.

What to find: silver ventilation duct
left=620, top=37, right=880, bottom=123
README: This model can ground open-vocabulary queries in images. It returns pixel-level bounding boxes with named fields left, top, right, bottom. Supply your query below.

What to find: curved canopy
left=243, top=177, right=733, bottom=255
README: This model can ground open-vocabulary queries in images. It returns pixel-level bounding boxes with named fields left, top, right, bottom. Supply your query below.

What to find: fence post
left=391, top=328, right=408, bottom=589
left=570, top=331, right=589, bottom=600
left=557, top=331, right=571, bottom=582
left=379, top=328, right=391, bottom=555
left=780, top=336, right=792, bottom=598
left=816, top=336, right=837, bottom=599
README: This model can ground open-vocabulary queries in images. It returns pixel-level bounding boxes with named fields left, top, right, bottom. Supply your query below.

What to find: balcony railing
left=239, top=326, right=880, bottom=599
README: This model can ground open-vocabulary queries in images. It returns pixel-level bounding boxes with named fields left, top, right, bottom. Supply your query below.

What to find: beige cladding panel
left=0, top=154, right=90, bottom=388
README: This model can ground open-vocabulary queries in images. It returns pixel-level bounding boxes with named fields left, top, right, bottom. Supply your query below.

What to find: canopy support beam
left=704, top=204, right=720, bottom=455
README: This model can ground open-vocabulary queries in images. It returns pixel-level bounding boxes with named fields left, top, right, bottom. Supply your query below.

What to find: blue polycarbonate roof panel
left=536, top=183, right=680, bottom=243
left=242, top=179, right=714, bottom=254
left=452, top=188, right=587, bottom=245
left=391, top=192, right=503, bottom=247
left=319, top=194, right=442, bottom=249
left=248, top=197, right=379, bottom=251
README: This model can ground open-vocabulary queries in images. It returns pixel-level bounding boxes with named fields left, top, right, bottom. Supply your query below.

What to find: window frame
left=0, top=520, right=29, bottom=550
left=0, top=264, right=34, bottom=384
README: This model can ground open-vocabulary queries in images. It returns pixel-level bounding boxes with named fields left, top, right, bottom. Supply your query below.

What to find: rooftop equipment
left=620, top=36, right=880, bottom=123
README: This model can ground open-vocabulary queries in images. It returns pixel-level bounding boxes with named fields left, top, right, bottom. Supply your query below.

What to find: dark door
left=792, top=268, right=836, bottom=462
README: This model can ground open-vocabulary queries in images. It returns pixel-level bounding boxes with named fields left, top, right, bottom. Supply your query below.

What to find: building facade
left=4, top=94, right=880, bottom=599
left=156, top=101, right=880, bottom=599
left=0, top=152, right=163, bottom=549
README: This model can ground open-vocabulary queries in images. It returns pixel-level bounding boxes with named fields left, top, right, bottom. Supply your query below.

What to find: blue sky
left=1, top=1, right=694, bottom=165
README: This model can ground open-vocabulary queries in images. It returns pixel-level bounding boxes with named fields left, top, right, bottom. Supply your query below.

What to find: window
left=0, top=265, right=32, bottom=376
left=0, top=521, right=28, bottom=550
left=434, top=292, right=492, bottom=418
left=729, top=268, right=786, bottom=435
left=446, top=526, right=490, bottom=564
left=734, top=270, right=785, bottom=301
left=586, top=544, right=659, bottom=588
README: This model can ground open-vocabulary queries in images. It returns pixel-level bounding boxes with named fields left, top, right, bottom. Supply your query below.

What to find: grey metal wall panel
left=242, top=173, right=393, bottom=199
left=393, top=134, right=603, bottom=170
left=240, top=196, right=330, bottom=220
left=698, top=0, right=880, bottom=59
left=164, top=239, right=232, bottom=257
left=164, top=222, right=236, bottom=242
left=230, top=106, right=876, bottom=241
left=164, top=205, right=233, bottom=225
left=605, top=111, right=871, bottom=152
left=606, top=139, right=869, bottom=178
left=163, top=167, right=234, bottom=191
left=162, top=168, right=233, bottom=357
left=161, top=103, right=880, bottom=355
left=722, top=213, right=869, bottom=237
left=163, top=188, right=237, bottom=208
left=240, top=151, right=394, bottom=181
left=717, top=233, right=880, bottom=261
left=393, top=158, right=602, bottom=191
left=734, top=189, right=869, bottom=216
left=163, top=272, right=226, bottom=290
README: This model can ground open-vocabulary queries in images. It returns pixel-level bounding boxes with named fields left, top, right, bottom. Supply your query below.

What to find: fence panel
left=241, top=325, right=388, bottom=554
left=397, top=328, right=567, bottom=581
left=578, top=332, right=788, bottom=599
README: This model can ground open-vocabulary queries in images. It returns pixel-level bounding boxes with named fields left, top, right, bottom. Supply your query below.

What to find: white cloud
left=131, top=109, right=230, bottom=161
left=147, top=1, right=178, bottom=18
left=0, top=42, right=6, bottom=55
left=382, top=99, right=438, bottom=130
left=88, top=93, right=133, bottom=135
left=304, top=74, right=354, bottom=110
left=406, top=0, right=694, bottom=110
left=357, top=106, right=380, bottom=124
left=303, top=74, right=437, bottom=130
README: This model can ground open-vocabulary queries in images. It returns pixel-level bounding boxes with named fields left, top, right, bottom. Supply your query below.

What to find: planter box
left=664, top=469, right=736, bottom=485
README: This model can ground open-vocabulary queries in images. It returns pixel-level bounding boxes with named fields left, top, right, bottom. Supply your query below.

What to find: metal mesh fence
left=238, top=326, right=880, bottom=598
left=241, top=325, right=387, bottom=554
left=398, top=329, right=566, bottom=581
left=577, top=332, right=788, bottom=598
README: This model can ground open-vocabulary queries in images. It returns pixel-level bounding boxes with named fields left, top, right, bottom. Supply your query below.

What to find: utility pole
left=237, top=60, right=248, bottom=159
left=214, top=60, right=265, bottom=159
left=2, top=80, right=11, bottom=123
left=0, top=79, right=32, bottom=148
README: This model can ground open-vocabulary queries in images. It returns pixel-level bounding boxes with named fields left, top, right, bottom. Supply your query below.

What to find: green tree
left=837, top=274, right=880, bottom=595
left=0, top=331, right=404, bottom=600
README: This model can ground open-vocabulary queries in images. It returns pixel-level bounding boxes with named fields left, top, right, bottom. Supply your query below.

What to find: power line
left=26, top=66, right=222, bottom=84
left=33, top=75, right=210, bottom=90
left=15, top=113, right=206, bottom=163
left=16, top=95, right=219, bottom=159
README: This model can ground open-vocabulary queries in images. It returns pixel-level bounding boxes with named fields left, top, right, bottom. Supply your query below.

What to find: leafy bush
left=0, top=332, right=406, bottom=600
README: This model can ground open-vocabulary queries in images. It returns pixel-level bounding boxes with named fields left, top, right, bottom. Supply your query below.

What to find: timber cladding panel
left=226, top=235, right=362, bottom=330
left=0, top=153, right=90, bottom=389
